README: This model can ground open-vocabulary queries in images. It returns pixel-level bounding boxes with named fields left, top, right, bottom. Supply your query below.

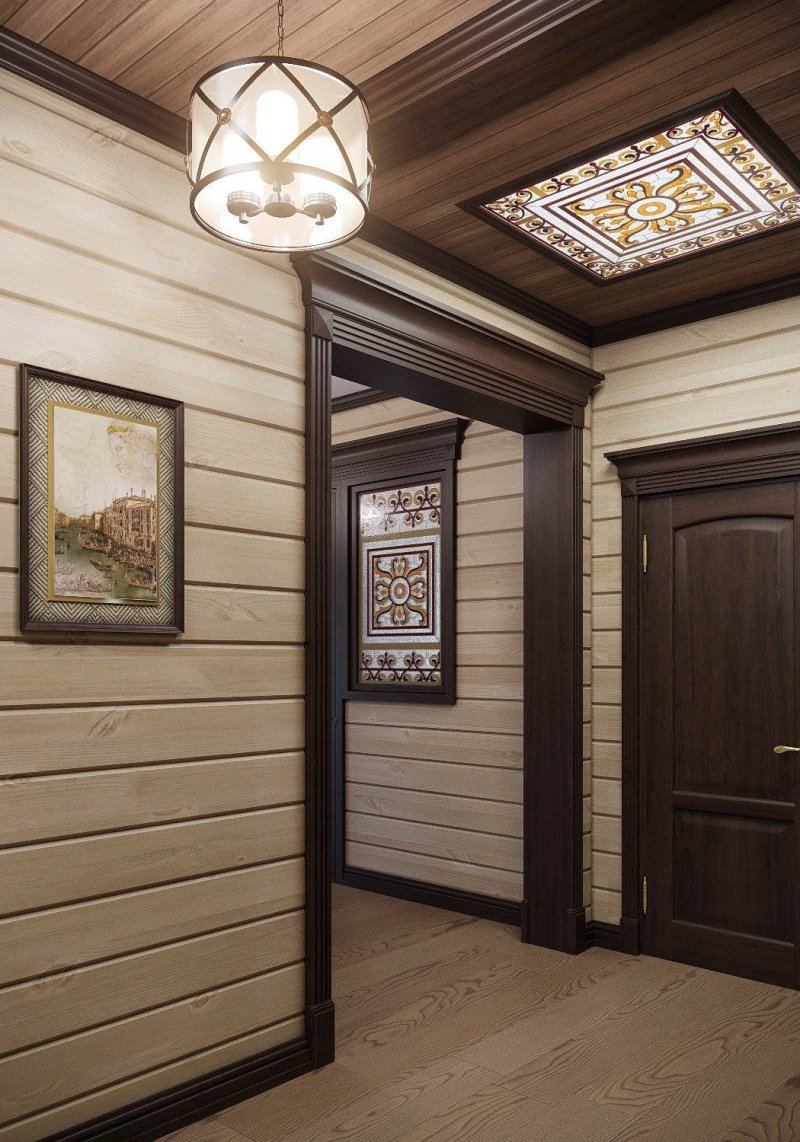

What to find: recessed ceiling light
left=463, top=93, right=800, bottom=284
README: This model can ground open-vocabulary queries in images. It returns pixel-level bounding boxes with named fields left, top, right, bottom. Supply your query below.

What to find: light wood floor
left=169, top=885, right=800, bottom=1141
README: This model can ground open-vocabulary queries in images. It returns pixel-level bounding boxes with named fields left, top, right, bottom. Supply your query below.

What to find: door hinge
left=642, top=875, right=648, bottom=915
left=642, top=533, right=648, bottom=573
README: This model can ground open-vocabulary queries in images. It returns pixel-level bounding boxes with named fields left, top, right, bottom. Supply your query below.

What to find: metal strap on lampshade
left=187, top=55, right=372, bottom=253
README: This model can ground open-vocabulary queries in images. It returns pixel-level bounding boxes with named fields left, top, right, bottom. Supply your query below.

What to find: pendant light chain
left=277, top=0, right=285, bottom=57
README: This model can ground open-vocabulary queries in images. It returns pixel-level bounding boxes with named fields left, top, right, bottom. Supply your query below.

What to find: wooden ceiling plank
left=144, top=0, right=498, bottom=114
left=4, top=0, right=86, bottom=42
left=146, top=0, right=396, bottom=111
left=42, top=1, right=146, bottom=60
left=78, top=0, right=216, bottom=81
left=342, top=0, right=499, bottom=82
left=115, top=0, right=270, bottom=96
left=375, top=0, right=792, bottom=220
left=367, top=0, right=731, bottom=173
left=0, top=0, right=32, bottom=24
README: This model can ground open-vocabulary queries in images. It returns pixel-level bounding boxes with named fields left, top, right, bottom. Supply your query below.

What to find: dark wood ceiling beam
left=364, top=0, right=732, bottom=170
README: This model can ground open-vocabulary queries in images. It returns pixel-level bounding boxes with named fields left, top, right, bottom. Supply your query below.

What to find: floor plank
left=160, top=886, right=800, bottom=1142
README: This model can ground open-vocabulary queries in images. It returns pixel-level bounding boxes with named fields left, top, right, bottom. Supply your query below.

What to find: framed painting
left=19, top=364, right=184, bottom=635
left=331, top=418, right=466, bottom=703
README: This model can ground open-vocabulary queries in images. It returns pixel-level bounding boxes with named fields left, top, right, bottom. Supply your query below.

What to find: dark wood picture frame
left=332, top=419, right=465, bottom=704
left=606, top=421, right=800, bottom=958
left=19, top=364, right=185, bottom=637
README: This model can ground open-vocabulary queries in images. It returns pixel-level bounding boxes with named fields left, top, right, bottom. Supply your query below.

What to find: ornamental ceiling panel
left=467, top=95, right=800, bottom=284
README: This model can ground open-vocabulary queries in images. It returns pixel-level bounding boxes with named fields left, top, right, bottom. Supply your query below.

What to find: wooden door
left=641, top=480, right=800, bottom=986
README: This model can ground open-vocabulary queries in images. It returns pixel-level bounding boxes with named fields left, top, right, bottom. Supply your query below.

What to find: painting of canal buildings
left=51, top=404, right=159, bottom=605
left=20, top=365, right=184, bottom=635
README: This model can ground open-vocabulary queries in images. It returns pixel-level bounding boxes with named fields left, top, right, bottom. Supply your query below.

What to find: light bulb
left=257, top=89, right=300, bottom=162
left=221, top=121, right=262, bottom=224
left=298, top=131, right=341, bottom=224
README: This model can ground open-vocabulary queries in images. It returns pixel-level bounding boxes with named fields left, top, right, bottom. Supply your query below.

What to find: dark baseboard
left=585, top=920, right=623, bottom=951
left=45, top=1036, right=314, bottom=1142
left=340, top=867, right=522, bottom=926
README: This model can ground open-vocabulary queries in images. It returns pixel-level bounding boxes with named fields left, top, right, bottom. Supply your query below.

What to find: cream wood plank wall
left=590, top=298, right=800, bottom=924
left=0, top=73, right=306, bottom=1140
left=333, top=399, right=525, bottom=901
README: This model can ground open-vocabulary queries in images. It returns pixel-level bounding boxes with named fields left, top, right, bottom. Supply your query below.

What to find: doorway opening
left=295, top=251, right=600, bottom=1064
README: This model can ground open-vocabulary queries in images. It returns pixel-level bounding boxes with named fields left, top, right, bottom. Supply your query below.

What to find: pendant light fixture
left=187, top=0, right=373, bottom=253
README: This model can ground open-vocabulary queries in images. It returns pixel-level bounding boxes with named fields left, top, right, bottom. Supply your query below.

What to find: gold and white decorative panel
left=358, top=482, right=442, bottom=685
left=472, top=99, right=800, bottom=282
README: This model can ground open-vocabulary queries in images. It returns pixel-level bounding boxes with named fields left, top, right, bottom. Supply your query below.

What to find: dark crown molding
left=592, top=273, right=800, bottom=346
left=0, top=26, right=184, bottom=151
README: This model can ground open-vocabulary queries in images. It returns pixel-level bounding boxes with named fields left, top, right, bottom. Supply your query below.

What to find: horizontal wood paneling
left=1, top=858, right=304, bottom=984
left=0, top=963, right=304, bottom=1123
left=0, top=76, right=306, bottom=1135
left=334, top=399, right=524, bottom=901
left=346, top=783, right=522, bottom=837
left=345, top=841, right=523, bottom=900
left=346, top=813, right=523, bottom=872
left=0, top=644, right=303, bottom=706
left=347, top=698, right=523, bottom=734
left=0, top=910, right=304, bottom=1056
left=1, top=805, right=304, bottom=916
left=0, top=699, right=303, bottom=775
left=346, top=724, right=522, bottom=769
left=0, top=1015, right=305, bottom=1142
left=589, top=296, right=800, bottom=923
left=347, top=754, right=523, bottom=803
left=0, top=753, right=304, bottom=844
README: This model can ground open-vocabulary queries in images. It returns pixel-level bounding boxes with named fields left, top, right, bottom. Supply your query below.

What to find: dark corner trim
left=339, top=868, right=522, bottom=926
left=44, top=1037, right=313, bottom=1141
left=0, top=27, right=185, bottom=151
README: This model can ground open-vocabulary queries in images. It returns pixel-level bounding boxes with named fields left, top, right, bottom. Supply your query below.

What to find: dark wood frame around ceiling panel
left=296, top=250, right=601, bottom=980
left=459, top=89, right=800, bottom=289
left=332, top=419, right=465, bottom=703
left=606, top=421, right=800, bottom=958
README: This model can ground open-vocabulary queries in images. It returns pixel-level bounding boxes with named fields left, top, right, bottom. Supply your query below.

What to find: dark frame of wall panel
left=332, top=419, right=465, bottom=703
left=296, top=251, right=601, bottom=1038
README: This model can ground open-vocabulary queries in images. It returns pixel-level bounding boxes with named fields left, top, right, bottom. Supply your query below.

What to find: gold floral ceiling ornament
left=463, top=93, right=800, bottom=283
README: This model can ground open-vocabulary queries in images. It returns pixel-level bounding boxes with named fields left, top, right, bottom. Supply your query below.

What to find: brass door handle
left=774, top=745, right=800, bottom=754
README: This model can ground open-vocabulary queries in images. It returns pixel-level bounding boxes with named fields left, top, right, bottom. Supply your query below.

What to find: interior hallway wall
left=590, top=298, right=800, bottom=924
left=0, top=71, right=306, bottom=1139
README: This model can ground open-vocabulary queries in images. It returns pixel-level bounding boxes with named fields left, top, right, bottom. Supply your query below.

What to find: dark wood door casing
left=608, top=422, right=800, bottom=984
left=296, top=250, right=600, bottom=1063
